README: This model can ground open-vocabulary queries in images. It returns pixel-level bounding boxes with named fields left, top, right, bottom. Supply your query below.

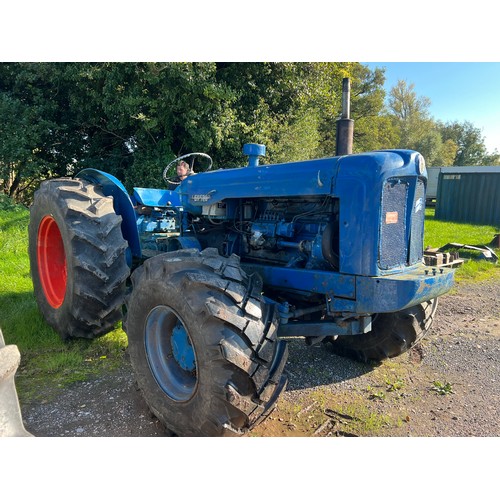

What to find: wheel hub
left=37, top=216, right=67, bottom=308
left=171, top=323, right=196, bottom=371
left=144, top=305, right=197, bottom=402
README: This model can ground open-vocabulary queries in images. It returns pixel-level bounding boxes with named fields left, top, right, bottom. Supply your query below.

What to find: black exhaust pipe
left=335, top=78, right=354, bottom=156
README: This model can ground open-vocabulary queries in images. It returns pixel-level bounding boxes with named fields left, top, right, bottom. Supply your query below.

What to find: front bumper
left=242, top=262, right=455, bottom=314
left=351, top=264, right=454, bottom=313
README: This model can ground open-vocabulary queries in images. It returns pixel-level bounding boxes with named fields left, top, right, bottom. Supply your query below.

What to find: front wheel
left=326, top=299, right=438, bottom=363
left=124, top=248, right=288, bottom=437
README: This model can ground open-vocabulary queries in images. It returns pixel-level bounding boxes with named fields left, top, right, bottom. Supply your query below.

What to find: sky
left=363, top=63, right=500, bottom=153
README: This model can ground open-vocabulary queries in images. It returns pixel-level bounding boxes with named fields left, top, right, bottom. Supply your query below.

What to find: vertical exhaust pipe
left=335, top=77, right=354, bottom=156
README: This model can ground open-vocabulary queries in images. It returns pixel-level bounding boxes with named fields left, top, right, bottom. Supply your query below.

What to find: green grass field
left=1, top=195, right=499, bottom=401
left=424, top=208, right=500, bottom=282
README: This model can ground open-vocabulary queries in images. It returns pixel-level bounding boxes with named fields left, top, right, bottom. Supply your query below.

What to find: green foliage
left=388, top=80, right=446, bottom=165
left=315, top=63, right=397, bottom=156
left=431, top=381, right=454, bottom=395
left=1, top=62, right=498, bottom=206
left=366, top=385, right=386, bottom=400
left=368, top=390, right=386, bottom=401
left=438, top=120, right=488, bottom=166
left=433, top=138, right=459, bottom=166
left=386, top=378, right=405, bottom=392
left=0, top=62, right=398, bottom=203
left=387, top=80, right=498, bottom=167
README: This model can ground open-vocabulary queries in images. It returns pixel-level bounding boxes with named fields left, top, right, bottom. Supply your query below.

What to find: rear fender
left=76, top=168, right=142, bottom=260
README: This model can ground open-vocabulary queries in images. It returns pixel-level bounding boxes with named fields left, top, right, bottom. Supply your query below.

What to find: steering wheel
left=163, top=152, right=213, bottom=186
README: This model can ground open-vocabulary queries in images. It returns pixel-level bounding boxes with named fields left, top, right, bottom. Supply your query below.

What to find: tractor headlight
left=416, top=154, right=426, bottom=175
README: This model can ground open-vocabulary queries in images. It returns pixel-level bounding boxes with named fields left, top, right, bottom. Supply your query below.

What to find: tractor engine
left=135, top=205, right=179, bottom=257
left=192, top=196, right=339, bottom=271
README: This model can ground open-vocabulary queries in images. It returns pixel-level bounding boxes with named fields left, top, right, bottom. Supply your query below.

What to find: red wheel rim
left=37, top=216, right=67, bottom=308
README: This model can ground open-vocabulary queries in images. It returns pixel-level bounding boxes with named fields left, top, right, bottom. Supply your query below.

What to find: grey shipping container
left=426, top=166, right=443, bottom=204
left=435, top=166, right=500, bottom=226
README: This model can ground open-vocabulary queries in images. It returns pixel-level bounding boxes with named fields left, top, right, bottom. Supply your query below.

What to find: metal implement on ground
left=27, top=79, right=455, bottom=436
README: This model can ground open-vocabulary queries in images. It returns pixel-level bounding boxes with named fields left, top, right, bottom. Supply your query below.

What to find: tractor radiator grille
left=408, top=179, right=425, bottom=265
left=379, top=179, right=408, bottom=269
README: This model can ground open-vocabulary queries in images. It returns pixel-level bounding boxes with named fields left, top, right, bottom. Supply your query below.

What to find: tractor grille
left=379, top=179, right=408, bottom=269
left=408, top=179, right=425, bottom=265
left=379, top=178, right=425, bottom=270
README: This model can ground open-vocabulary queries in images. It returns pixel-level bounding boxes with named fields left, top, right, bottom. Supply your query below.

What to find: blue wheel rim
left=144, top=305, right=197, bottom=402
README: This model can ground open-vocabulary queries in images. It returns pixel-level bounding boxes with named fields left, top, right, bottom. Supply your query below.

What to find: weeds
left=386, top=378, right=404, bottom=392
left=366, top=385, right=386, bottom=400
left=431, top=380, right=455, bottom=395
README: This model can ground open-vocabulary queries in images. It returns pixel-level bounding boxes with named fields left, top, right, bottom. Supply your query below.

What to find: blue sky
left=363, top=63, right=500, bottom=153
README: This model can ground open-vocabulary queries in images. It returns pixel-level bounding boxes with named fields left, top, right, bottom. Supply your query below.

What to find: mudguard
left=77, top=168, right=142, bottom=259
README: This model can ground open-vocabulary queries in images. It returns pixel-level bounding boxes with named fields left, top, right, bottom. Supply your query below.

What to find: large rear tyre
left=124, top=248, right=289, bottom=437
left=28, top=178, right=130, bottom=340
left=327, top=299, right=438, bottom=363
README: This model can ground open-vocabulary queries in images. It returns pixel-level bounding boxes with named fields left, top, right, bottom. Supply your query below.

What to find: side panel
left=179, top=157, right=341, bottom=211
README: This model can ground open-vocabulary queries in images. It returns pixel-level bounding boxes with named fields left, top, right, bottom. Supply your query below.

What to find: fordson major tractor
left=27, top=80, right=455, bottom=436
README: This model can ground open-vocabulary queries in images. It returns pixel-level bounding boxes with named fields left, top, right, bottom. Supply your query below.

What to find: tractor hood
left=180, top=150, right=424, bottom=212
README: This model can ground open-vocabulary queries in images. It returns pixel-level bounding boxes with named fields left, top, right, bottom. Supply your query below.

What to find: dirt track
left=20, top=277, right=500, bottom=438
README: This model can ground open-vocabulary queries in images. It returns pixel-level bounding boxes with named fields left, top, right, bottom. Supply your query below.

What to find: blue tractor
left=28, top=83, right=455, bottom=436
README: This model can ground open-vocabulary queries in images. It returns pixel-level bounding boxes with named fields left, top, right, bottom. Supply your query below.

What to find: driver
left=167, top=160, right=193, bottom=189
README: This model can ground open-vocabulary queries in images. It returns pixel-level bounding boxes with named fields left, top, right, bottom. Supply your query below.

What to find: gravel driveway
left=19, top=277, right=500, bottom=438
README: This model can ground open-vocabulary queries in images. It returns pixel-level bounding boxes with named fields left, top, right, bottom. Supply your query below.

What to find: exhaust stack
left=335, top=77, right=354, bottom=156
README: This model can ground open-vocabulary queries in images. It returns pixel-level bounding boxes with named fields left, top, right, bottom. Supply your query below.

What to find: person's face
left=177, top=163, right=189, bottom=179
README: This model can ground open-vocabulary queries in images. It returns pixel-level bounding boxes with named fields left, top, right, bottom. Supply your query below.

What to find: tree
left=387, top=80, right=443, bottom=163
left=482, top=149, right=500, bottom=166
left=0, top=63, right=72, bottom=203
left=349, top=65, right=399, bottom=152
left=0, top=63, right=240, bottom=198
left=388, top=80, right=431, bottom=122
left=432, top=138, right=459, bottom=166
left=214, top=62, right=345, bottom=164
left=0, top=62, right=400, bottom=203
left=311, top=63, right=399, bottom=156
left=437, top=120, right=494, bottom=166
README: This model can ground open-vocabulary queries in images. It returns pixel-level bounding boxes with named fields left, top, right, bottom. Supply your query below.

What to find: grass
left=0, top=194, right=128, bottom=403
left=0, top=195, right=498, bottom=405
left=424, top=207, right=500, bottom=283
left=431, top=380, right=455, bottom=396
left=251, top=390, right=395, bottom=436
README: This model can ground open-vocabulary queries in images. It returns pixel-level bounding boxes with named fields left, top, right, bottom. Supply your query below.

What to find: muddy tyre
left=328, top=299, right=438, bottom=362
left=124, top=248, right=288, bottom=437
left=28, top=178, right=130, bottom=340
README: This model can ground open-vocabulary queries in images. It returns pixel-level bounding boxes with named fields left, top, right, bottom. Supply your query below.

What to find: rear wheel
left=124, top=248, right=288, bottom=437
left=28, top=178, right=130, bottom=339
left=327, top=299, right=438, bottom=362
